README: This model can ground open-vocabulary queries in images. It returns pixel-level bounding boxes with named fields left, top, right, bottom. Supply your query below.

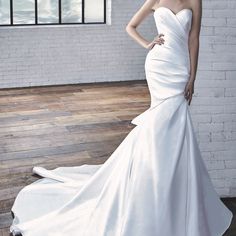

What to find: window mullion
left=82, top=0, right=84, bottom=23
left=59, top=0, right=61, bottom=24
left=10, top=0, right=13, bottom=25
left=104, top=0, right=106, bottom=23
left=35, top=0, right=38, bottom=24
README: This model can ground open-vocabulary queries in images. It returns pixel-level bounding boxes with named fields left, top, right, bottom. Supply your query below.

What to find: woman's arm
left=188, top=0, right=202, bottom=83
left=125, top=0, right=159, bottom=49
left=184, top=0, right=202, bottom=105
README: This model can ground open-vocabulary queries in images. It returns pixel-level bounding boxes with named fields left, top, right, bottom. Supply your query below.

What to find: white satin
left=10, top=7, right=233, bottom=236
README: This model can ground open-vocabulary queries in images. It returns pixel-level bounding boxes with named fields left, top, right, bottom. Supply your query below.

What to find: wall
left=0, top=0, right=155, bottom=88
left=191, top=0, right=236, bottom=197
left=0, top=0, right=236, bottom=197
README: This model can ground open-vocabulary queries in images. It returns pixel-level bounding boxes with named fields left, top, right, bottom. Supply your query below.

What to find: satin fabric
left=10, top=7, right=233, bottom=236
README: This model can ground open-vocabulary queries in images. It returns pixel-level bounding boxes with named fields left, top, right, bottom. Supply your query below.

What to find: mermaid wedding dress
left=10, top=7, right=233, bottom=236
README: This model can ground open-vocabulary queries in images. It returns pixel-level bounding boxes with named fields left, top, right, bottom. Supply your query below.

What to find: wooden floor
left=0, top=81, right=235, bottom=236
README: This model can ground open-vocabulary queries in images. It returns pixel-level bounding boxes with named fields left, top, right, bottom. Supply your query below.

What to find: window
left=0, top=0, right=106, bottom=26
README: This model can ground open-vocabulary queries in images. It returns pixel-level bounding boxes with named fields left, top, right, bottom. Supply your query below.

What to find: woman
left=10, top=0, right=233, bottom=236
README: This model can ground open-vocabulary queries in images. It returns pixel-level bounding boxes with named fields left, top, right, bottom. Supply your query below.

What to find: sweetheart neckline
left=154, top=6, right=192, bottom=17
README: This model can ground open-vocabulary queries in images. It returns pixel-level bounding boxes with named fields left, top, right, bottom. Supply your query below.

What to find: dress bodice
left=153, top=7, right=193, bottom=39
left=147, top=7, right=193, bottom=70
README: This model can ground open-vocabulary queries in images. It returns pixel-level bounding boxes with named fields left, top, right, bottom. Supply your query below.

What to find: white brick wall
left=0, top=0, right=155, bottom=88
left=0, top=0, right=235, bottom=197
left=190, top=0, right=236, bottom=197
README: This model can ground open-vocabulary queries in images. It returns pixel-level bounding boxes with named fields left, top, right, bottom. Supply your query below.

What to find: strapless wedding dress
left=10, top=7, right=233, bottom=236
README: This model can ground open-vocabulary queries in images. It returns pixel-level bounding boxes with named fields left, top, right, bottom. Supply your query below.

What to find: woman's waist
left=146, top=45, right=190, bottom=67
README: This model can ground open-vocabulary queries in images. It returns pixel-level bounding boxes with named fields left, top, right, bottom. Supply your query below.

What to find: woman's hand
left=184, top=79, right=195, bottom=105
left=145, top=33, right=165, bottom=50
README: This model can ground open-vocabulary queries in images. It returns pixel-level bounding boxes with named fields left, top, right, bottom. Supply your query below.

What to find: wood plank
left=0, top=81, right=147, bottom=232
left=0, top=80, right=234, bottom=236
left=0, top=227, right=11, bottom=236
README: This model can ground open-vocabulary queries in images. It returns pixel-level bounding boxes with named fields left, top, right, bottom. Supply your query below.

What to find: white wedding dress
left=10, top=7, right=233, bottom=236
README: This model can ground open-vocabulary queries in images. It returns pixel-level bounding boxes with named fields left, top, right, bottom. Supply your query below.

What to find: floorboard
left=0, top=81, right=235, bottom=236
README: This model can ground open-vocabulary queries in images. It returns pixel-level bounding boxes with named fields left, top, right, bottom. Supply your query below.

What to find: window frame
left=0, top=0, right=106, bottom=27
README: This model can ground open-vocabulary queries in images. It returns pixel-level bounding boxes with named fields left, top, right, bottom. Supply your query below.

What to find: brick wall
left=0, top=0, right=155, bottom=88
left=191, top=0, right=236, bottom=197
left=0, top=0, right=236, bottom=197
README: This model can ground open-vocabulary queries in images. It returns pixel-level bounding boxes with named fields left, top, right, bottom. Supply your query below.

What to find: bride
left=10, top=0, right=233, bottom=235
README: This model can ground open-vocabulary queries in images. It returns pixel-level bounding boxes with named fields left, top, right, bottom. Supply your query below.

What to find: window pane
left=38, top=0, right=58, bottom=23
left=85, top=0, right=104, bottom=23
left=62, top=0, right=82, bottom=23
left=0, top=0, right=10, bottom=24
left=13, top=0, right=35, bottom=24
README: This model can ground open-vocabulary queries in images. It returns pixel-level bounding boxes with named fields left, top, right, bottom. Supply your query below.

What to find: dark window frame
left=0, top=0, right=106, bottom=27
